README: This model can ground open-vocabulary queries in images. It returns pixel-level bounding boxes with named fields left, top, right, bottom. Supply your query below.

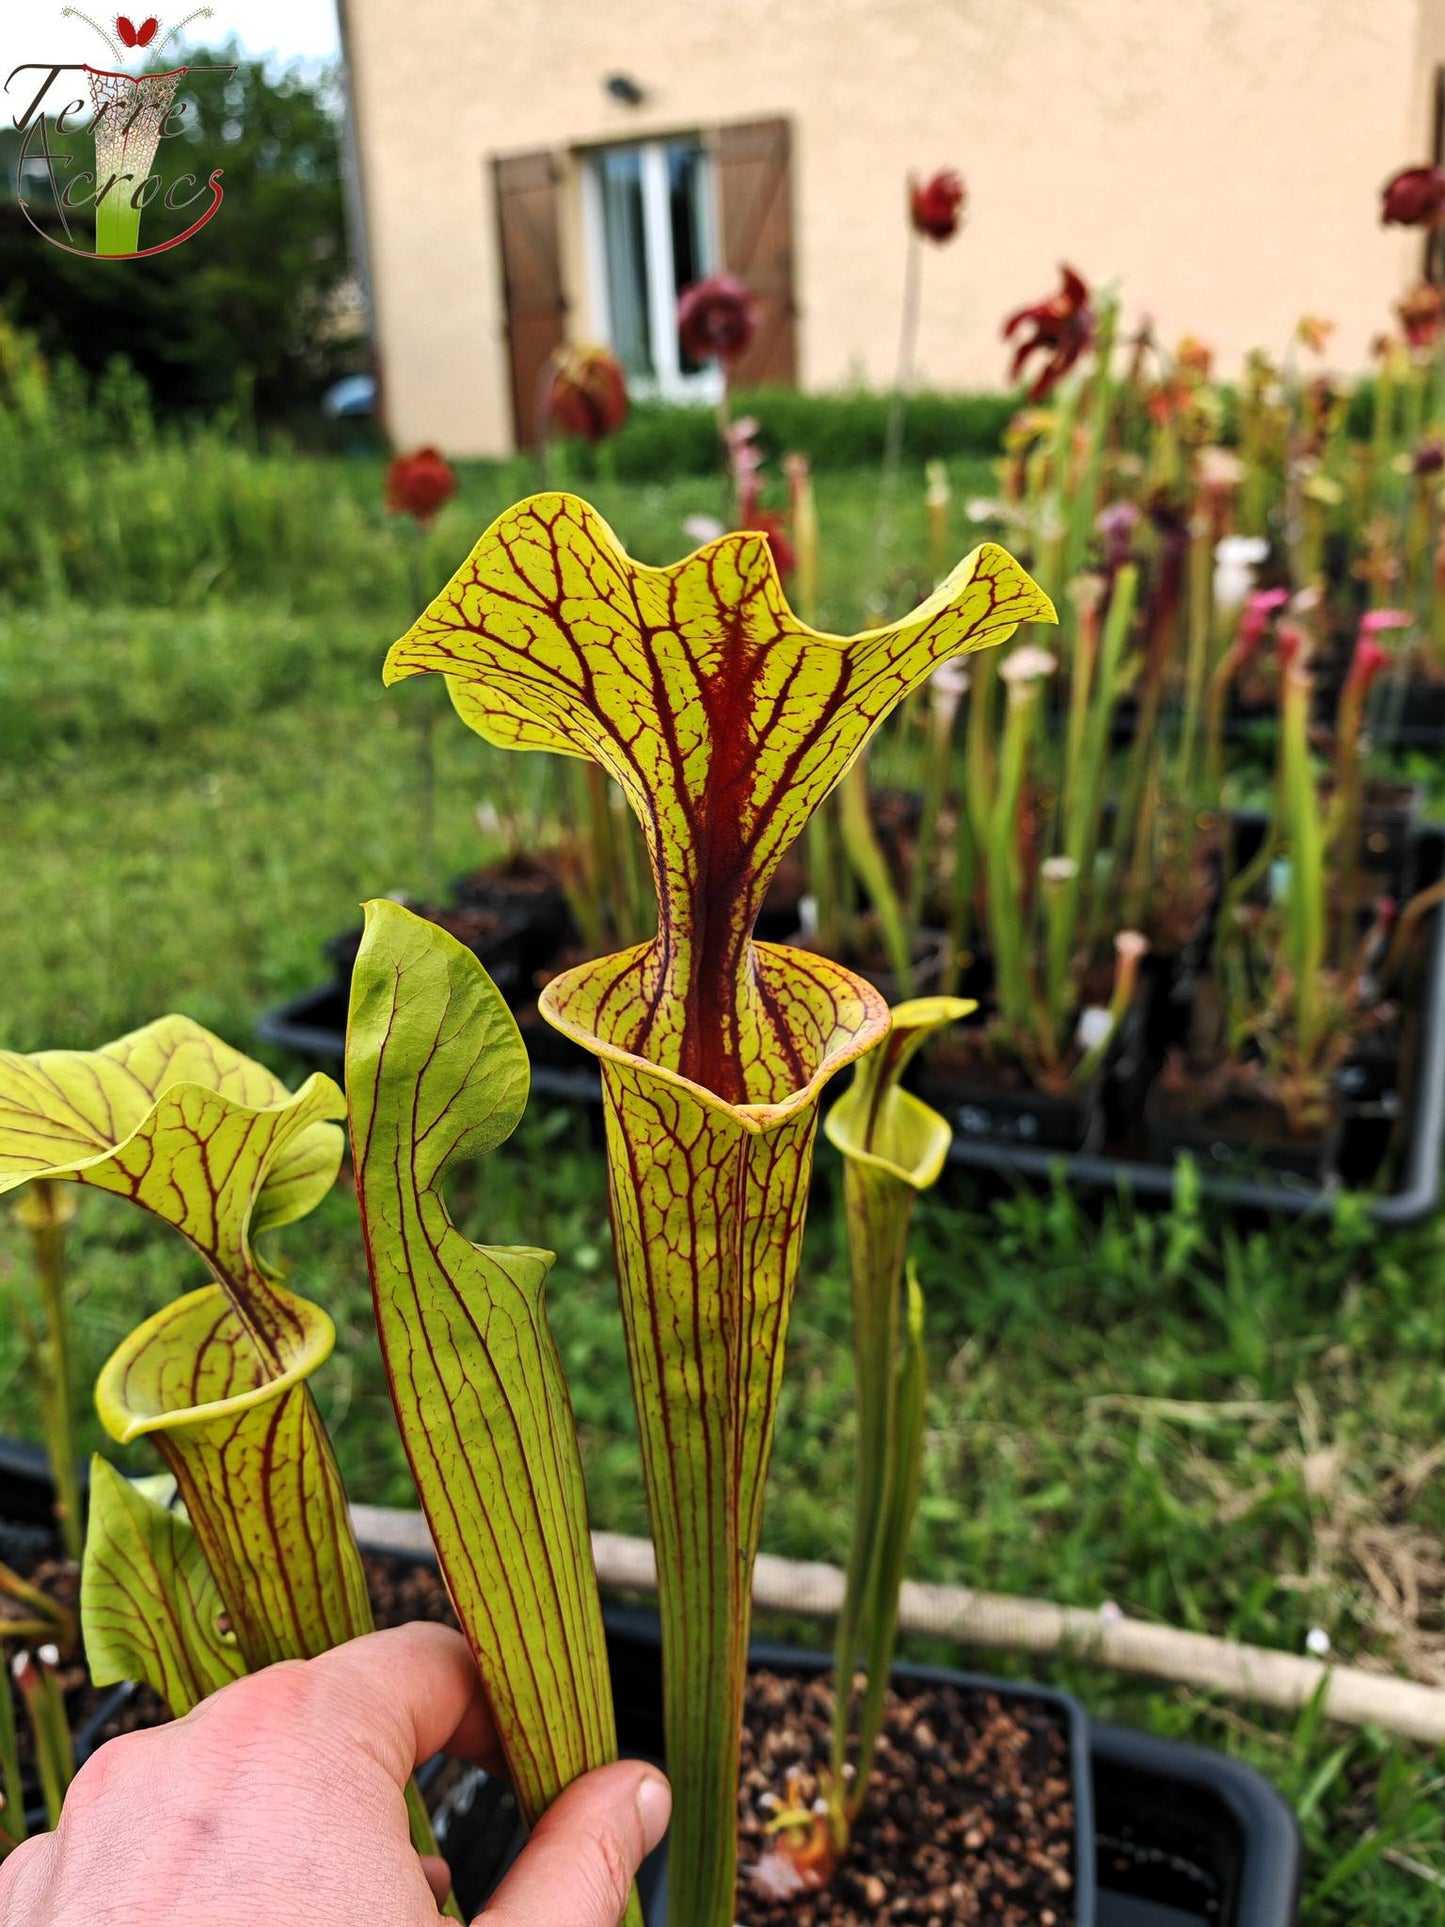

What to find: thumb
left=478, top=1761, right=670, bottom=1927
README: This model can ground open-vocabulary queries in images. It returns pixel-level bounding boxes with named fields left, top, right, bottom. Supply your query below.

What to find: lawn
left=3, top=450, right=1445, bottom=1918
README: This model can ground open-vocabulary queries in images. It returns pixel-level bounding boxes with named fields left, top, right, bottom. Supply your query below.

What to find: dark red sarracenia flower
left=1002, top=265, right=1094, bottom=401
left=747, top=509, right=796, bottom=579
left=909, top=170, right=966, bottom=242
left=677, top=274, right=758, bottom=367
left=1381, top=165, right=1445, bottom=227
left=1398, top=282, right=1445, bottom=350
left=385, top=447, right=458, bottom=526
left=546, top=344, right=629, bottom=444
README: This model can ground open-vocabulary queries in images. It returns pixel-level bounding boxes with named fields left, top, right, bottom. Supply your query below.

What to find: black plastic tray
left=33, top=1504, right=1299, bottom=1926
left=369, top=1556, right=1298, bottom=1927
left=256, top=818, right=1445, bottom=1223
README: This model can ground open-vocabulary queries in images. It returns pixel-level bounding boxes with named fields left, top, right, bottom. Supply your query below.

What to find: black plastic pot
left=419, top=1605, right=1299, bottom=1927
left=255, top=979, right=607, bottom=1107
left=921, top=1063, right=1106, bottom=1155
left=414, top=1603, right=1095, bottom=1926
left=1091, top=1723, right=1300, bottom=1927
left=938, top=817, right=1445, bottom=1224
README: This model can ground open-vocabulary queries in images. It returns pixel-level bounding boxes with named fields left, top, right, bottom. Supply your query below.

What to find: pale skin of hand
left=0, top=1622, right=671, bottom=1927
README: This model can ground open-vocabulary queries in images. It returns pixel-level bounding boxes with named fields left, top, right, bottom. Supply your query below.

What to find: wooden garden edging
left=350, top=1505, right=1445, bottom=1746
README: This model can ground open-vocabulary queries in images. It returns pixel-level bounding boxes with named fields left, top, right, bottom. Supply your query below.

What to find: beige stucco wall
left=343, top=0, right=1443, bottom=457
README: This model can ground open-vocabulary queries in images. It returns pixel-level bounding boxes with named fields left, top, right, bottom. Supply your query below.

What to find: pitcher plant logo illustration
left=7, top=8, right=234, bottom=258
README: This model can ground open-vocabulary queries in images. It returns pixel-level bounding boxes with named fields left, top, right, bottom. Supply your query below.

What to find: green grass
left=4, top=452, right=1445, bottom=1919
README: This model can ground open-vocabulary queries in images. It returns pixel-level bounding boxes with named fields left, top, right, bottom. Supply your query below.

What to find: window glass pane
left=666, top=142, right=711, bottom=373
left=598, top=148, right=653, bottom=378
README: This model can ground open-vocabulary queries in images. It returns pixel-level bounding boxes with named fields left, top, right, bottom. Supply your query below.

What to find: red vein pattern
left=97, top=1280, right=372, bottom=1668
left=346, top=900, right=631, bottom=1883
left=381, top=492, right=1052, bottom=1927
left=0, top=1016, right=377, bottom=1679
left=0, top=1016, right=345, bottom=1361
left=385, top=492, right=1053, bottom=1105
left=81, top=1455, right=245, bottom=1714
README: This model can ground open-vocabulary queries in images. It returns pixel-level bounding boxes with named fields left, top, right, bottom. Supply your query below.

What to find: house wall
left=343, top=0, right=1441, bottom=457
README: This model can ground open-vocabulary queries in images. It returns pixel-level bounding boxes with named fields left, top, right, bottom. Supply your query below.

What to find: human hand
left=0, top=1621, right=670, bottom=1926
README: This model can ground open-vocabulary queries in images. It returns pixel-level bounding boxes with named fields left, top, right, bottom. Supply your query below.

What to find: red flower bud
left=1002, top=265, right=1094, bottom=402
left=909, top=170, right=966, bottom=243
left=1346, top=636, right=1393, bottom=701
left=677, top=273, right=758, bottom=368
left=744, top=508, right=796, bottom=579
left=1381, top=164, right=1445, bottom=227
left=546, top=344, right=629, bottom=444
left=384, top=447, right=458, bottom=526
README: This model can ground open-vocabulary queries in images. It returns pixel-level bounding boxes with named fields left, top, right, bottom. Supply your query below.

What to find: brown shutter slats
left=716, top=118, right=798, bottom=387
left=493, top=150, right=567, bottom=448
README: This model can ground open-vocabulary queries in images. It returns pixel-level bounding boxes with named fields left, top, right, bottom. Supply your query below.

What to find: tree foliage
left=0, top=45, right=359, bottom=419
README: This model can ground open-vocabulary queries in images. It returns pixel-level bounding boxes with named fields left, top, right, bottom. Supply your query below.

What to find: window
left=582, top=138, right=722, bottom=402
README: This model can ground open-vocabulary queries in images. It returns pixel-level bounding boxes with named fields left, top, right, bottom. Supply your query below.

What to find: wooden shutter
left=493, top=150, right=567, bottom=448
left=715, top=118, right=798, bottom=387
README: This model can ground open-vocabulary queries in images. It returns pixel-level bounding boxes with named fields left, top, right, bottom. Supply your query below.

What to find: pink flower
left=1360, top=608, right=1412, bottom=638
left=1381, top=165, right=1445, bottom=227
left=677, top=274, right=758, bottom=367
left=909, top=170, right=966, bottom=242
left=1238, top=587, right=1290, bottom=658
left=1002, top=265, right=1094, bottom=401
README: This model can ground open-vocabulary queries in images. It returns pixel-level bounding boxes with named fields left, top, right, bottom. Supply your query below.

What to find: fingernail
left=635, top=1771, right=672, bottom=1855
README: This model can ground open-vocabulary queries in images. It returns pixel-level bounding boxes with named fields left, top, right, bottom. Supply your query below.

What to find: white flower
left=929, top=658, right=972, bottom=727
left=1213, top=534, right=1269, bottom=614
left=999, top=645, right=1058, bottom=686
left=1305, top=1626, right=1331, bottom=1659
left=683, top=514, right=725, bottom=545
left=1075, top=1005, right=1114, bottom=1052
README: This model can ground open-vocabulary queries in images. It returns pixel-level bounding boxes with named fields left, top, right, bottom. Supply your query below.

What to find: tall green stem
left=861, top=231, right=923, bottom=623
left=14, top=1181, right=82, bottom=1562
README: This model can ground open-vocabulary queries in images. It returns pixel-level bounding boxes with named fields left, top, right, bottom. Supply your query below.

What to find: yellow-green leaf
left=825, top=1000, right=967, bottom=1823
left=824, top=995, right=974, bottom=1190
left=81, top=1456, right=243, bottom=1716
left=384, top=494, right=1049, bottom=1927
left=94, top=1280, right=372, bottom=1668
left=346, top=900, right=629, bottom=1852
left=385, top=492, right=1052, bottom=1105
left=0, top=1017, right=344, bottom=1357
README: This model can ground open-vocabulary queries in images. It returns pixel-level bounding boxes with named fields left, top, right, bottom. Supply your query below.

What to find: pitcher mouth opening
left=538, top=939, right=891, bottom=1133
left=96, top=1281, right=334, bottom=1445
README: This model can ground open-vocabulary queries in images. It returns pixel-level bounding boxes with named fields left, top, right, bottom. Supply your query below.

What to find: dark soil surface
left=736, top=1669, right=1076, bottom=1927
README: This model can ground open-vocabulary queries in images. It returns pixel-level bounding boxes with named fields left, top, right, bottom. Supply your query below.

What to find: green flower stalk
left=10, top=1650, right=72, bottom=1832
left=823, top=998, right=968, bottom=1835
left=983, top=644, right=1056, bottom=1056
left=9, top=1180, right=82, bottom=1561
left=384, top=492, right=1051, bottom=1927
